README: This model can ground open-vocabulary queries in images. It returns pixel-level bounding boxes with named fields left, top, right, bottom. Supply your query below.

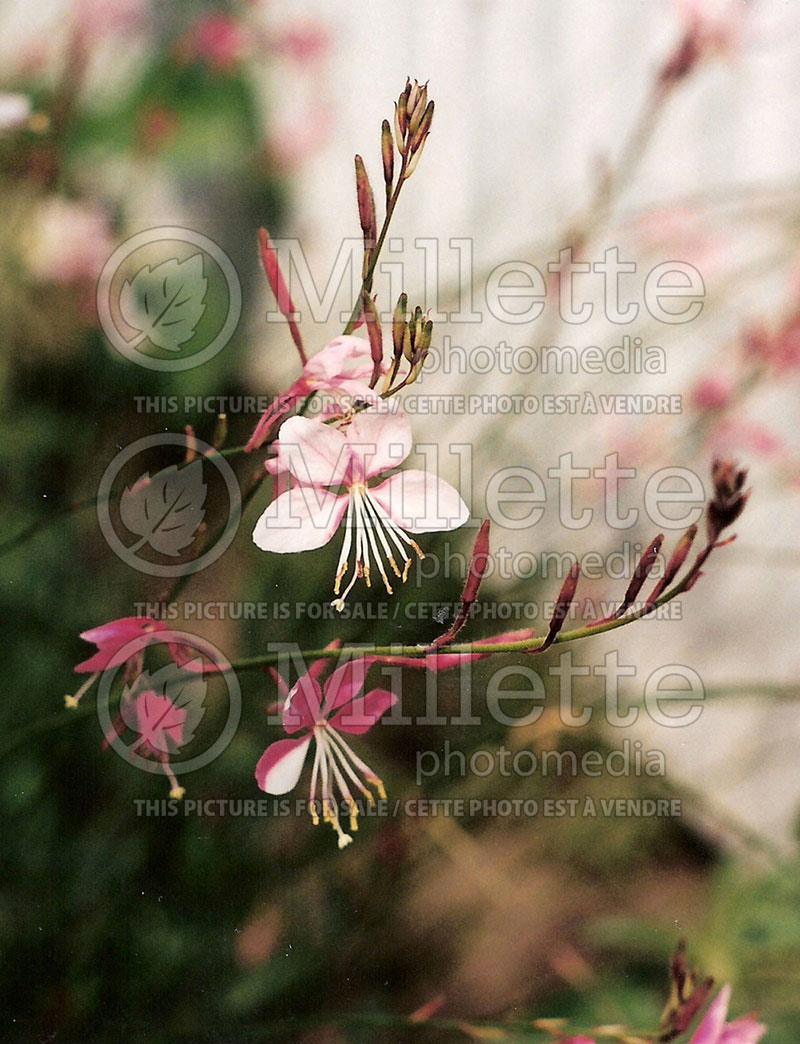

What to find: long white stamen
left=325, top=726, right=376, bottom=806
left=360, top=492, right=401, bottom=582
left=357, top=491, right=394, bottom=594
left=353, top=493, right=372, bottom=588
left=326, top=726, right=386, bottom=800
left=309, top=737, right=323, bottom=825
left=334, top=494, right=355, bottom=595
left=316, top=729, right=352, bottom=848
left=331, top=481, right=426, bottom=610
left=319, top=731, right=359, bottom=832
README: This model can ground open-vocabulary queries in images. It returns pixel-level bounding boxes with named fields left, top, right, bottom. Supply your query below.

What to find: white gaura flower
left=252, top=410, right=469, bottom=609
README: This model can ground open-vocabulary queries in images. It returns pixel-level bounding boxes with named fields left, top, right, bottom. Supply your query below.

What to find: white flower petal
left=371, top=470, right=469, bottom=533
left=252, top=486, right=348, bottom=552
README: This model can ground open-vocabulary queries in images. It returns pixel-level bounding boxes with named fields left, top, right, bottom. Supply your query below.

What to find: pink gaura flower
left=245, top=336, right=377, bottom=452
left=66, top=616, right=170, bottom=708
left=103, top=688, right=188, bottom=799
left=252, top=410, right=469, bottom=609
left=256, top=657, right=396, bottom=848
left=690, top=985, right=766, bottom=1044
left=67, top=616, right=218, bottom=708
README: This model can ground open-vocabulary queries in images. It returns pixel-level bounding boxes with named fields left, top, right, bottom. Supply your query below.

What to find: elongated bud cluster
left=382, top=295, right=433, bottom=395
left=706, top=458, right=749, bottom=544
left=645, top=525, right=696, bottom=609
left=393, top=78, right=434, bottom=178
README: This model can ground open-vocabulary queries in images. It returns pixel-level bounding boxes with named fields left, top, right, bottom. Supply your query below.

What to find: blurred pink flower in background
left=73, top=616, right=168, bottom=675
left=691, top=374, right=733, bottom=412
left=633, top=206, right=727, bottom=276
left=266, top=103, right=328, bottom=170
left=708, top=418, right=783, bottom=460
left=25, top=197, right=114, bottom=285
left=74, top=0, right=148, bottom=40
left=183, top=12, right=246, bottom=71
left=269, top=19, right=329, bottom=65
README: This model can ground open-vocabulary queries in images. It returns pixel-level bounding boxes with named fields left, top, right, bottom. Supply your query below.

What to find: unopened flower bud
left=381, top=118, right=394, bottom=197
left=409, top=99, right=434, bottom=154
left=706, top=458, right=749, bottom=543
left=392, top=292, right=407, bottom=359
left=362, top=290, right=383, bottom=389
left=354, top=154, right=377, bottom=244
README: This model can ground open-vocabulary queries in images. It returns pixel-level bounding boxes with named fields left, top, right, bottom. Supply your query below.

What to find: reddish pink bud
left=535, top=562, right=580, bottom=653
left=707, top=458, right=750, bottom=543
left=614, top=533, right=663, bottom=618
left=257, top=227, right=306, bottom=364
left=430, top=521, right=491, bottom=650
left=646, top=525, right=697, bottom=608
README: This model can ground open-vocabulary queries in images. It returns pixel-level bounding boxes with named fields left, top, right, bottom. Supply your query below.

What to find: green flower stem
left=227, top=557, right=703, bottom=672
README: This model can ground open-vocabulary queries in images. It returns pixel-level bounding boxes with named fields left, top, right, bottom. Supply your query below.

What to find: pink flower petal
left=370, top=470, right=469, bottom=533
left=720, top=1017, right=767, bottom=1044
left=131, top=690, right=186, bottom=753
left=277, top=415, right=351, bottom=487
left=691, top=986, right=731, bottom=1044
left=252, top=486, right=348, bottom=553
left=347, top=410, right=412, bottom=479
left=720, top=1019, right=767, bottom=1044
left=304, top=335, right=373, bottom=382
left=244, top=380, right=307, bottom=452
left=322, top=659, right=368, bottom=715
left=283, top=674, right=322, bottom=733
left=329, top=687, right=397, bottom=734
left=75, top=616, right=165, bottom=672
left=255, top=735, right=312, bottom=794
